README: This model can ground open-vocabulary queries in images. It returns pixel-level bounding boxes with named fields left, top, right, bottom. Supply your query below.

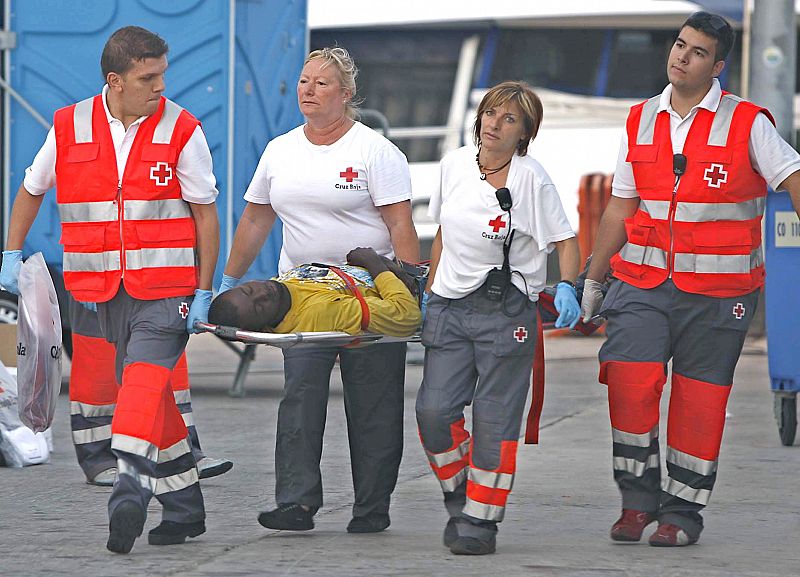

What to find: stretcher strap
left=328, top=265, right=371, bottom=331
left=524, top=313, right=545, bottom=444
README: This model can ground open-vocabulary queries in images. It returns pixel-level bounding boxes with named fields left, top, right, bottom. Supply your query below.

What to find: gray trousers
left=416, top=285, right=537, bottom=532
left=276, top=342, right=407, bottom=518
left=69, top=298, right=205, bottom=480
left=599, top=279, right=758, bottom=538
left=97, top=287, right=204, bottom=524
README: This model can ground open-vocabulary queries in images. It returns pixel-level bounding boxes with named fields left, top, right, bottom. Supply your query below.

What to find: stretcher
left=193, top=286, right=602, bottom=396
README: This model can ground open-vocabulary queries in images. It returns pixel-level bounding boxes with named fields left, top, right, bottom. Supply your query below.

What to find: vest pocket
left=133, top=219, right=196, bottom=244
left=59, top=223, right=105, bottom=250
left=66, top=143, right=99, bottom=162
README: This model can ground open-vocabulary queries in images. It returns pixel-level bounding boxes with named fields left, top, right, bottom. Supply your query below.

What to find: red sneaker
left=648, top=522, right=698, bottom=547
left=610, top=509, right=656, bottom=542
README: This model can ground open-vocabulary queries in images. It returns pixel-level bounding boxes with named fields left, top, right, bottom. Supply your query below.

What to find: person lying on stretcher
left=208, top=247, right=422, bottom=337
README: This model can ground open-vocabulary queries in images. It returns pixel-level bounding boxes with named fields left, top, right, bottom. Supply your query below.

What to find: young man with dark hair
left=0, top=26, right=220, bottom=553
left=581, top=12, right=800, bottom=546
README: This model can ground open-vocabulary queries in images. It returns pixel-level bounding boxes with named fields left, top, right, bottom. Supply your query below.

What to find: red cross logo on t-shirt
left=704, top=163, right=728, bottom=189
left=514, top=326, right=528, bottom=342
left=340, top=167, right=358, bottom=182
left=732, top=302, right=745, bottom=319
left=150, top=162, right=173, bottom=187
left=179, top=302, right=190, bottom=319
left=488, top=215, right=507, bottom=233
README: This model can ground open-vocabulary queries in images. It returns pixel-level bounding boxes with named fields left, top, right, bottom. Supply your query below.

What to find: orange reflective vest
left=54, top=95, right=200, bottom=302
left=611, top=92, right=772, bottom=297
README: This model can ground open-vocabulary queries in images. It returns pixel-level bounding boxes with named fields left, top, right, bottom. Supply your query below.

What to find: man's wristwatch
left=559, top=279, right=576, bottom=289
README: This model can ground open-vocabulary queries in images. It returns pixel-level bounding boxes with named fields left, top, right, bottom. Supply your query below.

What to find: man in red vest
left=581, top=12, right=800, bottom=547
left=0, top=26, right=219, bottom=554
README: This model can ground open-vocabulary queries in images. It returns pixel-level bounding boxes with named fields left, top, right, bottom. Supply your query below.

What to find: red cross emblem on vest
left=488, top=215, right=507, bottom=233
left=514, top=326, right=528, bottom=342
left=732, top=302, right=745, bottom=319
left=150, top=162, right=173, bottom=187
left=179, top=302, right=190, bottom=319
left=340, top=167, right=358, bottom=182
left=703, top=163, right=728, bottom=189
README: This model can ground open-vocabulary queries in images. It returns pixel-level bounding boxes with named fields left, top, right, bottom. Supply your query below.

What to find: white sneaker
left=197, top=456, right=233, bottom=479
left=88, top=467, right=117, bottom=486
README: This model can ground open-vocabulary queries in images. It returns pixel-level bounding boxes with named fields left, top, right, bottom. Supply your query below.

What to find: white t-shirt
left=429, top=146, right=575, bottom=301
left=613, top=79, right=800, bottom=198
left=23, top=85, right=218, bottom=204
left=244, top=121, right=412, bottom=274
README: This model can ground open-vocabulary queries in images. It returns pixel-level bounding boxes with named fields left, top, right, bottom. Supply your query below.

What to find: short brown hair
left=101, top=26, right=168, bottom=79
left=472, top=81, right=543, bottom=157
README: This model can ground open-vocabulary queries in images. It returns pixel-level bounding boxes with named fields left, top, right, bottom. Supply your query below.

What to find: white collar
left=658, top=78, right=722, bottom=116
left=101, top=84, right=149, bottom=127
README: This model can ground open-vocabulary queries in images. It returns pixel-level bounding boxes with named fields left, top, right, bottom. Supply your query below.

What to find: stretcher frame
left=194, top=321, right=420, bottom=397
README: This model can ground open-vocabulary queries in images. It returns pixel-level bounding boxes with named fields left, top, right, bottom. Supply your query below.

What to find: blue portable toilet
left=2, top=0, right=307, bottom=297
left=764, top=191, right=800, bottom=445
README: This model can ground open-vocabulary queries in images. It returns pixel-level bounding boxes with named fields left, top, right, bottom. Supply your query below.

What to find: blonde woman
left=220, top=47, right=418, bottom=533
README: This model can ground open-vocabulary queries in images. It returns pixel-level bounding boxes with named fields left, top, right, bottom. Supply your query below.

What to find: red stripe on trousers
left=69, top=333, right=117, bottom=404
left=419, top=418, right=471, bottom=481
left=467, top=481, right=511, bottom=506
left=601, top=360, right=666, bottom=434
left=466, top=440, right=519, bottom=507
left=111, top=362, right=188, bottom=449
left=668, top=372, right=731, bottom=461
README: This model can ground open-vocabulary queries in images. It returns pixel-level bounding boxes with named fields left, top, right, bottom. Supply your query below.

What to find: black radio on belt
left=485, top=187, right=514, bottom=302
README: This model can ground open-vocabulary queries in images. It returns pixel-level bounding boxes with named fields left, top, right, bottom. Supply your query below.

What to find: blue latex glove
left=218, top=274, right=241, bottom=295
left=187, top=289, right=213, bottom=334
left=0, top=250, right=22, bottom=295
left=79, top=301, right=97, bottom=313
left=554, top=282, right=580, bottom=330
left=420, top=291, right=430, bottom=322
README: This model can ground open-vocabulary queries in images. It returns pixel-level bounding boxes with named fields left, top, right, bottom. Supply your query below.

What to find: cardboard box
left=0, top=323, right=17, bottom=368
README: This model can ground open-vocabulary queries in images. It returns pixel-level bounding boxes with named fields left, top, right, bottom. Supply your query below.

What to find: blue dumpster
left=764, top=190, right=800, bottom=445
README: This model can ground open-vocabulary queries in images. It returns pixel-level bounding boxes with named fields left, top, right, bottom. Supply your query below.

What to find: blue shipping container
left=2, top=0, right=307, bottom=283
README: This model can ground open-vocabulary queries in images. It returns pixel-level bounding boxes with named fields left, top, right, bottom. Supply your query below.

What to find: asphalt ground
left=1, top=332, right=798, bottom=577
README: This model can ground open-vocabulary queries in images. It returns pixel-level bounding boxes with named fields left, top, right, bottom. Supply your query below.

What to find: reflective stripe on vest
left=59, top=201, right=118, bottom=223
left=63, top=250, right=121, bottom=273
left=124, top=198, right=192, bottom=220
left=125, top=247, right=195, bottom=270
left=640, top=197, right=765, bottom=222
left=636, top=96, right=660, bottom=144
left=708, top=93, right=742, bottom=146
left=618, top=243, right=668, bottom=270
left=153, top=99, right=183, bottom=144
left=673, top=248, right=763, bottom=275
left=73, top=97, right=94, bottom=143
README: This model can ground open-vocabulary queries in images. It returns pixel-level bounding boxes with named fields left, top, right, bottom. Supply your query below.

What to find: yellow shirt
left=275, top=271, right=421, bottom=337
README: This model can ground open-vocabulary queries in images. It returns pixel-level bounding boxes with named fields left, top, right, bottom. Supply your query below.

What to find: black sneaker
left=148, top=520, right=206, bottom=545
left=258, top=504, right=314, bottom=531
left=107, top=501, right=145, bottom=554
left=443, top=518, right=458, bottom=547
left=449, top=534, right=497, bottom=555
left=346, top=512, right=390, bottom=534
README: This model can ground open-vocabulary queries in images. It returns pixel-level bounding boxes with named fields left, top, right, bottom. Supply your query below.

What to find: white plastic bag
left=16, top=253, right=62, bottom=432
left=0, top=360, right=50, bottom=466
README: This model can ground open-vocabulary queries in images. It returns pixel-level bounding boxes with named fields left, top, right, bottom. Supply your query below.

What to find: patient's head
left=208, top=280, right=291, bottom=331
